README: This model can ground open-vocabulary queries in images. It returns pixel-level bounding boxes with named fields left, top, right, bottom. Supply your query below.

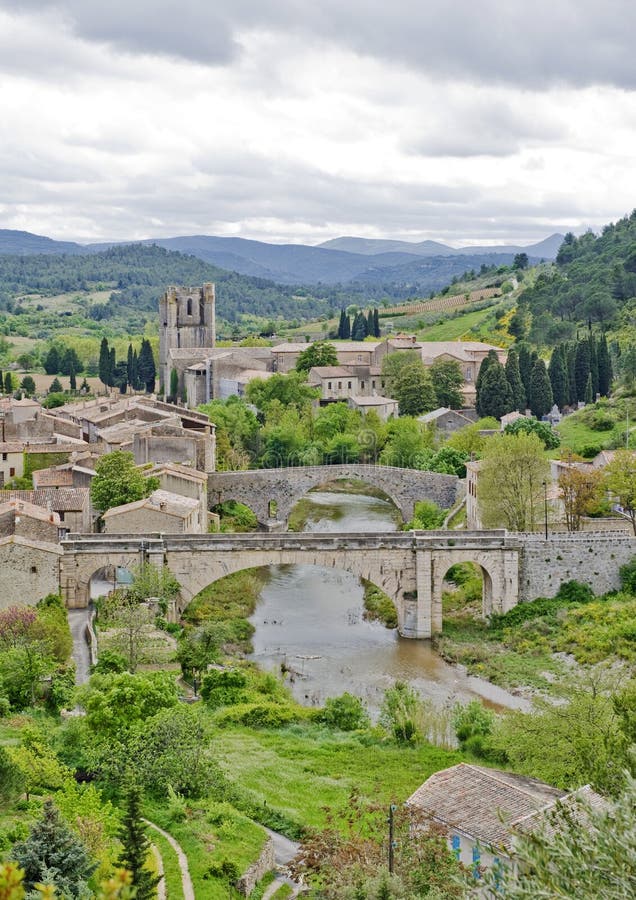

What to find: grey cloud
left=2, top=0, right=636, bottom=88
left=406, top=100, right=567, bottom=158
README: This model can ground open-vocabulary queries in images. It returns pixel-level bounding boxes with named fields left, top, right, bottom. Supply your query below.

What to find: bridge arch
left=207, top=465, right=459, bottom=529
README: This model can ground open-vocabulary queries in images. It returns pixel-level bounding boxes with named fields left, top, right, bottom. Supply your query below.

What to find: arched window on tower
left=186, top=298, right=193, bottom=316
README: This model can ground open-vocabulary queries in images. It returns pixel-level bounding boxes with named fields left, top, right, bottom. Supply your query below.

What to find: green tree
left=548, top=344, right=568, bottom=409
left=4, top=372, right=15, bottom=394
left=137, top=339, right=156, bottom=393
left=20, top=375, right=36, bottom=396
left=575, top=338, right=591, bottom=401
left=60, top=347, right=82, bottom=376
left=517, top=343, right=534, bottom=400
left=351, top=311, right=368, bottom=341
left=476, top=359, right=514, bottom=420
left=116, top=780, right=159, bottom=900
left=513, top=252, right=529, bottom=270
left=69, top=363, right=77, bottom=392
left=528, top=358, right=553, bottom=419
left=604, top=448, right=636, bottom=534
left=295, top=340, right=338, bottom=373
left=98, top=337, right=112, bottom=388
left=504, top=348, right=526, bottom=411
left=12, top=799, right=96, bottom=898
left=429, top=359, right=464, bottom=409
left=478, top=432, right=550, bottom=531
left=169, top=367, right=179, bottom=402
left=246, top=372, right=318, bottom=416
left=584, top=371, right=594, bottom=404
left=485, top=774, right=636, bottom=900
left=598, top=332, right=613, bottom=397
left=90, top=451, right=158, bottom=513
left=48, top=377, right=63, bottom=394
left=373, top=308, right=380, bottom=337
left=393, top=362, right=436, bottom=416
left=77, top=671, right=179, bottom=740
left=43, top=346, right=61, bottom=375
left=503, top=416, right=560, bottom=449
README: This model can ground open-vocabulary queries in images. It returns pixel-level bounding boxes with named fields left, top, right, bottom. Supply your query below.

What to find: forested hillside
left=517, top=210, right=636, bottom=345
left=0, top=243, right=332, bottom=325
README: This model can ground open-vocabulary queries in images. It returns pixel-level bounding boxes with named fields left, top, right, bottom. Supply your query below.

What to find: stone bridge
left=58, top=530, right=636, bottom=638
left=207, top=465, right=459, bottom=528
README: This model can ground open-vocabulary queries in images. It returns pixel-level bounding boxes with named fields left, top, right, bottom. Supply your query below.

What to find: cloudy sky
left=0, top=1, right=634, bottom=246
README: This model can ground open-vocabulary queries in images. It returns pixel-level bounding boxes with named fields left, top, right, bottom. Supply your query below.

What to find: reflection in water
left=250, top=490, right=528, bottom=712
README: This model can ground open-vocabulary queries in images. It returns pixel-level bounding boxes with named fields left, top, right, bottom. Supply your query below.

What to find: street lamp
left=542, top=481, right=548, bottom=540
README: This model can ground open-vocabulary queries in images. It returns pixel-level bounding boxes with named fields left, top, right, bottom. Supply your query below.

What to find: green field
left=417, top=305, right=501, bottom=341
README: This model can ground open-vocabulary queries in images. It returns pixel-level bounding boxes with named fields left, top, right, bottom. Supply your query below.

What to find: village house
left=406, top=763, right=605, bottom=876
left=417, top=341, right=507, bottom=406
left=0, top=487, right=91, bottom=535
left=141, top=461, right=216, bottom=530
left=102, top=488, right=204, bottom=534
left=0, top=498, right=62, bottom=543
left=272, top=340, right=386, bottom=374
left=418, top=408, right=474, bottom=436
left=0, top=535, right=63, bottom=609
left=347, top=395, right=398, bottom=421
left=0, top=442, right=25, bottom=485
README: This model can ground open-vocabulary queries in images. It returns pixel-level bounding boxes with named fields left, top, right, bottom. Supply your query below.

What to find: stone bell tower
left=159, top=283, right=216, bottom=391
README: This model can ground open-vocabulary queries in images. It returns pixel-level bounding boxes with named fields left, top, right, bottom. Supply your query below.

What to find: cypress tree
left=529, top=359, right=554, bottom=419
left=589, top=334, right=599, bottom=396
left=43, top=346, right=61, bottom=375
left=373, top=308, right=380, bottom=337
left=351, top=312, right=367, bottom=341
left=518, top=343, right=533, bottom=400
left=367, top=309, right=374, bottom=336
left=477, top=360, right=514, bottom=420
left=598, top=333, right=613, bottom=397
left=0, top=369, right=3, bottom=392
left=132, top=349, right=140, bottom=390
left=574, top=338, right=591, bottom=401
left=169, top=368, right=179, bottom=402
left=127, top=344, right=134, bottom=390
left=337, top=309, right=346, bottom=339
left=69, top=361, right=77, bottom=392
left=116, top=781, right=160, bottom=900
left=98, top=337, right=111, bottom=387
left=13, top=799, right=96, bottom=898
left=475, top=350, right=498, bottom=417
left=548, top=345, right=568, bottom=410
left=108, top=348, right=116, bottom=387
left=567, top=344, right=578, bottom=406
left=505, top=348, right=526, bottom=411
left=4, top=372, right=14, bottom=394
left=343, top=313, right=351, bottom=339
left=138, top=339, right=156, bottom=393
left=584, top=373, right=594, bottom=404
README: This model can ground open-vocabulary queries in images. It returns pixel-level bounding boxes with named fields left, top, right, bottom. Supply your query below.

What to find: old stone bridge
left=59, top=530, right=635, bottom=639
left=207, top=465, right=459, bottom=528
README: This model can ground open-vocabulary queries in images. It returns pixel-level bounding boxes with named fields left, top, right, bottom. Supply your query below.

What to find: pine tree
left=597, top=333, right=613, bottom=397
left=366, top=309, right=374, bottom=336
left=584, top=372, right=594, bottom=404
left=529, top=359, right=554, bottom=419
left=548, top=345, right=568, bottom=409
left=373, top=308, right=380, bottom=337
left=116, top=781, right=160, bottom=900
left=12, top=799, right=96, bottom=898
left=43, top=346, right=61, bottom=375
left=49, top=377, right=63, bottom=393
left=505, top=348, right=526, bottom=411
left=98, top=337, right=111, bottom=388
left=475, top=350, right=498, bottom=417
left=137, top=340, right=156, bottom=393
left=574, top=338, right=591, bottom=401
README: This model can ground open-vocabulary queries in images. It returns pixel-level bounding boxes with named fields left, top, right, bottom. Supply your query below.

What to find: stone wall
left=208, top=464, right=459, bottom=525
left=236, top=835, right=275, bottom=896
left=518, top=533, right=636, bottom=600
left=0, top=538, right=62, bottom=609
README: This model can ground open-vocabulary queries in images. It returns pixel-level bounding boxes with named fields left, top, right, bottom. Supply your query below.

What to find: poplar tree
left=529, top=359, right=554, bottom=419
left=505, top=348, right=526, bottom=411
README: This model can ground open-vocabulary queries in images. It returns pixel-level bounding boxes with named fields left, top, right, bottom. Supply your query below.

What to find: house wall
left=0, top=540, right=61, bottom=609
left=0, top=508, right=60, bottom=543
left=104, top=506, right=192, bottom=534
left=0, top=450, right=23, bottom=483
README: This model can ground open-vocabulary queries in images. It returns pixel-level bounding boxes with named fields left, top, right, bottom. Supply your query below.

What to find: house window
left=361, top=381, right=365, bottom=389
left=338, top=381, right=342, bottom=389
left=9, top=468, right=14, bottom=477
left=328, top=382, right=332, bottom=389
left=466, top=368, right=472, bottom=381
left=31, top=566, right=37, bottom=574
left=1, top=453, right=6, bottom=461
left=451, top=835, right=460, bottom=861
left=472, top=845, right=481, bottom=879
left=186, top=298, right=192, bottom=316
left=357, top=354, right=363, bottom=362
left=372, top=380, right=376, bottom=389
left=59, top=512, right=65, bottom=522
left=348, top=381, right=352, bottom=389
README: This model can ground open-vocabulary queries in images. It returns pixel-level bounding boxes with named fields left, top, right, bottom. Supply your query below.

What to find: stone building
left=0, top=535, right=62, bottom=609
left=0, top=442, right=25, bottom=485
left=406, top=763, right=604, bottom=876
left=0, top=498, right=62, bottom=543
left=0, top=488, right=91, bottom=534
left=347, top=395, right=398, bottom=420
left=159, top=283, right=216, bottom=399
left=102, top=489, right=204, bottom=534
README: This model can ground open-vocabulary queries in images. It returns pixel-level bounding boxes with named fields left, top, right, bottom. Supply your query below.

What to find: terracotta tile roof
left=0, top=442, right=25, bottom=453
left=406, top=763, right=567, bottom=850
left=32, top=468, right=75, bottom=488
left=0, top=488, right=88, bottom=512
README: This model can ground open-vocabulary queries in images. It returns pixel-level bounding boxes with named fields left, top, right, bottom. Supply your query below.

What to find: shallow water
left=250, top=491, right=529, bottom=712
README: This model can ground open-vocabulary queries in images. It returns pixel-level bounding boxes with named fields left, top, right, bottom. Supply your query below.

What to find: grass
left=417, top=305, right=500, bottom=341
left=146, top=827, right=185, bottom=899
left=145, top=798, right=268, bottom=900
left=210, top=724, right=462, bottom=830
left=555, top=412, right=616, bottom=456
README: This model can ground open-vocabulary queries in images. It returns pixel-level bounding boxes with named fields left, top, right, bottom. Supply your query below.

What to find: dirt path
left=143, top=818, right=194, bottom=900
left=150, top=844, right=166, bottom=900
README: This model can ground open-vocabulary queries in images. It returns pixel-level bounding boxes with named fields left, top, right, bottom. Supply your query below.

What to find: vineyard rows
left=382, top=287, right=501, bottom=317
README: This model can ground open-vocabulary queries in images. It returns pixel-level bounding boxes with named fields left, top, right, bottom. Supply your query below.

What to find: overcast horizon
left=1, top=1, right=634, bottom=247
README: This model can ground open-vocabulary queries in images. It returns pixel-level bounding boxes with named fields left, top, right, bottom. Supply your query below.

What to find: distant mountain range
left=0, top=229, right=564, bottom=287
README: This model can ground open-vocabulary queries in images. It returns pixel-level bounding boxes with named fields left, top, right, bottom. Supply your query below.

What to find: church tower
left=159, top=283, right=216, bottom=392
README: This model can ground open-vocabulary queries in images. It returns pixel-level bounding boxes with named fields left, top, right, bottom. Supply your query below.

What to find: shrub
left=619, top=557, right=636, bottom=595
left=321, top=692, right=370, bottom=731
left=212, top=701, right=311, bottom=728
left=555, top=580, right=595, bottom=604
left=452, top=700, right=496, bottom=758
left=201, top=669, right=249, bottom=708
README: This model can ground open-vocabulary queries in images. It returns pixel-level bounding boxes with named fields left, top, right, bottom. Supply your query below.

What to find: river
left=249, top=489, right=528, bottom=713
